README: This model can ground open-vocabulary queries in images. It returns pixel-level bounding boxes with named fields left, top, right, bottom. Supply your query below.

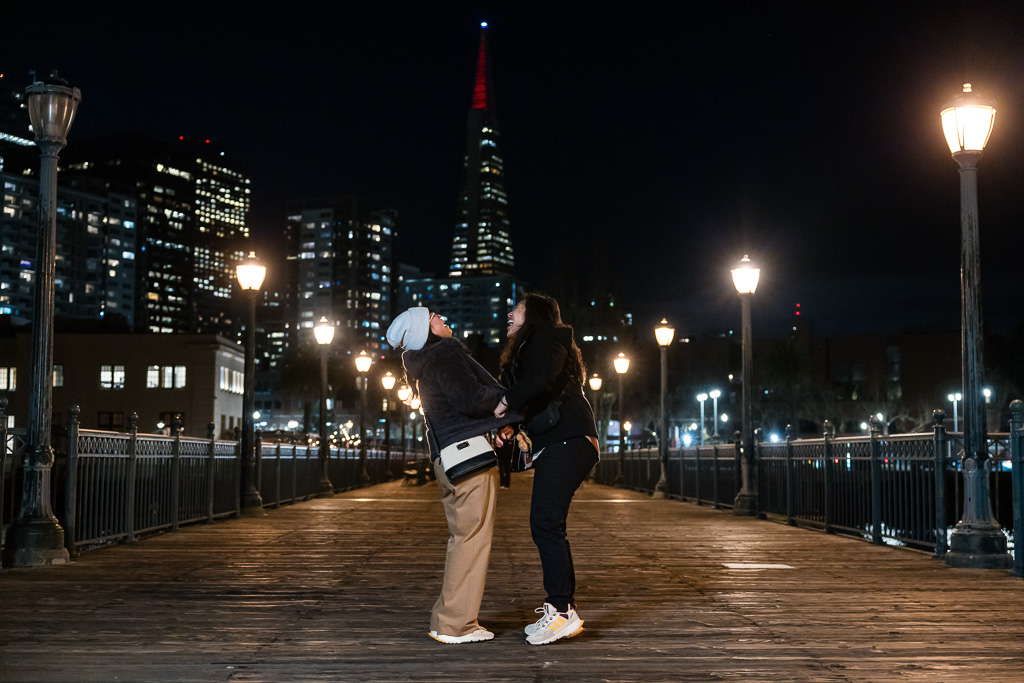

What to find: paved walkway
left=2, top=474, right=1023, bottom=682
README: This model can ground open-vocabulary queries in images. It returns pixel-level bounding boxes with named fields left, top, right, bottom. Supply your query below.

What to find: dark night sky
left=7, top=1, right=1024, bottom=339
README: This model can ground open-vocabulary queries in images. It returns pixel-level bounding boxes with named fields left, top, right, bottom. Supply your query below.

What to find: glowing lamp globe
left=313, top=317, right=335, bottom=345
left=613, top=353, right=630, bottom=375
left=588, top=374, right=603, bottom=391
left=731, top=255, right=760, bottom=295
left=236, top=251, right=266, bottom=291
left=354, top=350, right=372, bottom=373
left=381, top=372, right=396, bottom=391
left=654, top=318, right=675, bottom=347
left=941, top=83, right=996, bottom=155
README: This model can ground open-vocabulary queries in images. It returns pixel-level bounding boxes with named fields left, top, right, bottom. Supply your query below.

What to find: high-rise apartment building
left=290, top=197, right=397, bottom=352
left=1, top=171, right=137, bottom=325
left=449, top=24, right=514, bottom=277
left=61, top=137, right=252, bottom=335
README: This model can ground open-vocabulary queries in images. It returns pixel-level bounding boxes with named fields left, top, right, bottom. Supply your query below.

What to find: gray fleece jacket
left=402, top=338, right=522, bottom=459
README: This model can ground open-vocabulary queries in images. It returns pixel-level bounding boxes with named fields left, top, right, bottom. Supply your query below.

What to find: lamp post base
left=652, top=475, right=668, bottom=499
left=732, top=492, right=758, bottom=516
left=2, top=519, right=70, bottom=567
left=318, top=480, right=335, bottom=498
left=945, top=521, right=1009, bottom=569
left=239, top=491, right=265, bottom=517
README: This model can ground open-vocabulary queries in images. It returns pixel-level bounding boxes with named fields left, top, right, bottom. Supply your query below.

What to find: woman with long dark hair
left=494, top=293, right=599, bottom=646
left=387, top=306, right=519, bottom=645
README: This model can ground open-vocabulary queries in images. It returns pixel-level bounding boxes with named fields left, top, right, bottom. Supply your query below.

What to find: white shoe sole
left=526, top=619, right=584, bottom=645
left=429, top=629, right=494, bottom=644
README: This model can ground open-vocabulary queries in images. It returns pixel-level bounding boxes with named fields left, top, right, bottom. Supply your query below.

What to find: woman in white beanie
left=387, top=306, right=520, bottom=644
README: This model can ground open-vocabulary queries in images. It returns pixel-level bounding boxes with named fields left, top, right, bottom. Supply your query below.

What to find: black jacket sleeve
left=504, top=327, right=567, bottom=413
left=423, top=343, right=505, bottom=418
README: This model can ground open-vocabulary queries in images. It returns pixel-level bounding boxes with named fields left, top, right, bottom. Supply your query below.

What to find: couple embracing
left=385, top=293, right=599, bottom=646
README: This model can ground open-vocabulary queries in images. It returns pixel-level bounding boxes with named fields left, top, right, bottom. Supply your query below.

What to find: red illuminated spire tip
left=472, top=26, right=488, bottom=109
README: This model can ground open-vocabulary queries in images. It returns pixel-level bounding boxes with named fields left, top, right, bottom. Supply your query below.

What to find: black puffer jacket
left=501, top=325, right=598, bottom=450
left=403, top=338, right=522, bottom=460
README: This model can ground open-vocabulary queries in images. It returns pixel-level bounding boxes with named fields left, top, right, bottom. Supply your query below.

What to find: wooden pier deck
left=2, top=474, right=1023, bottom=682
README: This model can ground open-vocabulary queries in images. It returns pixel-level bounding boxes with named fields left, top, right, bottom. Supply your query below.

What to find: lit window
left=0, top=367, right=15, bottom=391
left=100, top=365, right=125, bottom=389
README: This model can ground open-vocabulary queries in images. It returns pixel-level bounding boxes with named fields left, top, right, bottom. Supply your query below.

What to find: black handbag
left=525, top=393, right=565, bottom=435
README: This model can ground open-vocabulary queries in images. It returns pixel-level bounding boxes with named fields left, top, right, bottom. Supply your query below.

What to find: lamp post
left=235, top=251, right=266, bottom=514
left=940, top=83, right=1006, bottom=568
left=653, top=319, right=675, bottom=498
left=696, top=393, right=708, bottom=445
left=381, top=371, right=396, bottom=477
left=397, top=384, right=412, bottom=451
left=588, top=374, right=603, bottom=450
left=732, top=254, right=760, bottom=516
left=314, top=317, right=335, bottom=496
left=355, top=350, right=373, bottom=486
left=623, top=421, right=632, bottom=450
left=709, top=389, right=721, bottom=443
left=947, top=392, right=962, bottom=433
left=3, top=75, right=81, bottom=567
left=613, top=352, right=630, bottom=485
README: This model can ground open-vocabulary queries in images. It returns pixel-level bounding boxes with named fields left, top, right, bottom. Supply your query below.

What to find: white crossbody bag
left=438, top=435, right=497, bottom=483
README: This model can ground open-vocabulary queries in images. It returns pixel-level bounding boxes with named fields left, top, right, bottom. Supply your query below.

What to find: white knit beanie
left=387, top=307, right=431, bottom=350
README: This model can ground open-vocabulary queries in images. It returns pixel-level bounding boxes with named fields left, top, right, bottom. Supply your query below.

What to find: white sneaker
left=429, top=628, right=494, bottom=644
left=524, top=603, right=584, bottom=645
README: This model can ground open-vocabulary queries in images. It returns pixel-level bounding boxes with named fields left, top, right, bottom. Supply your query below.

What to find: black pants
left=530, top=437, right=599, bottom=613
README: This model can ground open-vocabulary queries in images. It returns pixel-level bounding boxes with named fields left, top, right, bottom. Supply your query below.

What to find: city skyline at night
left=4, top=2, right=1024, bottom=340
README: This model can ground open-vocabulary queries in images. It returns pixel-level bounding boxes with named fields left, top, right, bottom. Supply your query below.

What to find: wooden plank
left=1, top=474, right=1023, bottom=681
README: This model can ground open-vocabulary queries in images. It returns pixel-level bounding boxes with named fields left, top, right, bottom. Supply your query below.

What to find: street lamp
left=235, top=251, right=266, bottom=515
left=709, top=389, right=721, bottom=443
left=613, top=352, right=630, bottom=485
left=314, top=317, right=335, bottom=496
left=381, top=371, right=396, bottom=477
left=653, top=319, right=675, bottom=498
left=731, top=254, right=760, bottom=516
left=940, top=83, right=1005, bottom=568
left=588, top=373, right=603, bottom=450
left=354, top=350, right=373, bottom=486
left=623, top=421, right=632, bottom=450
left=696, top=393, right=708, bottom=445
left=4, top=74, right=81, bottom=567
left=397, top=384, right=412, bottom=451
left=947, top=392, right=962, bottom=433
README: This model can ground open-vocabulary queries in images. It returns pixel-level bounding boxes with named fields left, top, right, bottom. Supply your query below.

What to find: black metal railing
left=595, top=411, right=1022, bottom=571
left=592, top=443, right=739, bottom=508
left=1, top=404, right=426, bottom=562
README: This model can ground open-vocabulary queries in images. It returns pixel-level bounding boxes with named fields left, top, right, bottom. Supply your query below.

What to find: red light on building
left=178, top=135, right=184, bottom=140
left=205, top=139, right=210, bottom=144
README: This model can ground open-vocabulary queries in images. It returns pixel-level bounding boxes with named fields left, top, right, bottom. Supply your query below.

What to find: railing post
left=0, top=397, right=8, bottom=567
left=275, top=442, right=283, bottom=508
left=255, top=429, right=264, bottom=509
left=126, top=412, right=138, bottom=543
left=712, top=439, right=722, bottom=509
left=63, top=405, right=80, bottom=557
left=1009, top=401, right=1024, bottom=577
left=933, top=409, right=949, bottom=559
left=694, top=445, right=702, bottom=505
left=753, top=428, right=764, bottom=518
left=823, top=419, right=835, bottom=534
left=784, top=424, right=795, bottom=525
left=733, top=435, right=743, bottom=509
left=869, top=415, right=883, bottom=545
left=233, top=425, right=241, bottom=517
left=255, top=429, right=264, bottom=504
left=206, top=422, right=216, bottom=523
left=170, top=415, right=182, bottom=532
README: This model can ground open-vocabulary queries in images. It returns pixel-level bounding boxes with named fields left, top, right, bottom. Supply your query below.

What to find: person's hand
left=494, top=395, right=509, bottom=418
left=494, top=425, right=514, bottom=447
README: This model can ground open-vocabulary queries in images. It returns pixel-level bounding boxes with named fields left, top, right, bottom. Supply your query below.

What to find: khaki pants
left=430, top=459, right=498, bottom=636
